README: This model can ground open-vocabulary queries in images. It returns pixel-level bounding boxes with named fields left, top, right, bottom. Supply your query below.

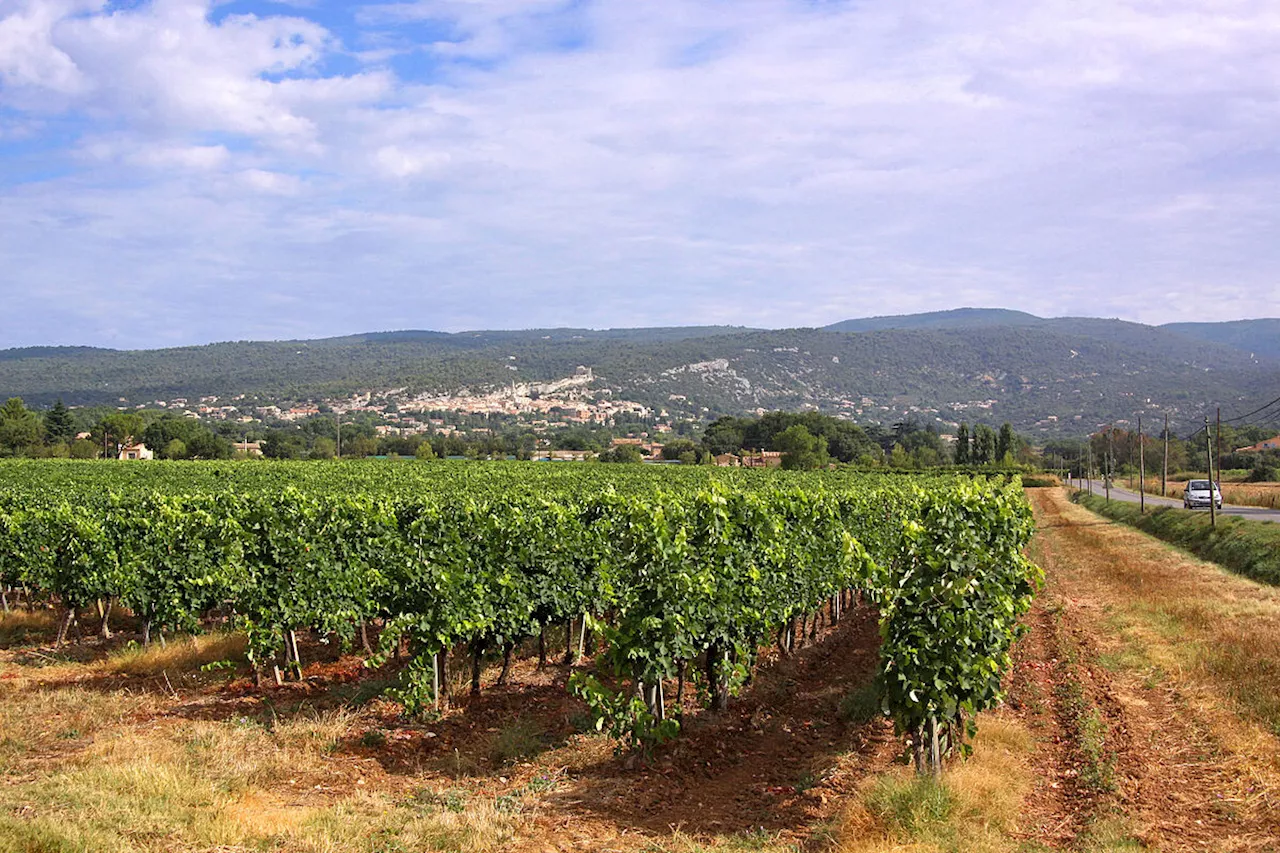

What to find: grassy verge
left=834, top=716, right=1038, bottom=853
left=1075, top=492, right=1280, bottom=585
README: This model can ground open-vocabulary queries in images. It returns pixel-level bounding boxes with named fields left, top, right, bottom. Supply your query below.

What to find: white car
left=1183, top=480, right=1222, bottom=510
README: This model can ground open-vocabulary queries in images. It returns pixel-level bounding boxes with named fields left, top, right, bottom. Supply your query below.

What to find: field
left=1128, top=477, right=1280, bottom=510
left=0, top=464, right=1277, bottom=849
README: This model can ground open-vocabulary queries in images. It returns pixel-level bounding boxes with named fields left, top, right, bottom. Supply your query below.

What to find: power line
left=1166, top=392, right=1280, bottom=440
left=1220, top=393, right=1280, bottom=425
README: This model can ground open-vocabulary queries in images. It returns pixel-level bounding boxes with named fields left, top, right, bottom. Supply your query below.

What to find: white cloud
left=3, top=0, right=1280, bottom=348
left=79, top=137, right=232, bottom=170
left=0, top=0, right=99, bottom=101
left=237, top=168, right=301, bottom=194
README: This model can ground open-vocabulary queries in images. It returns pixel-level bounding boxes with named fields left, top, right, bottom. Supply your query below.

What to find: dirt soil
left=1017, top=487, right=1280, bottom=852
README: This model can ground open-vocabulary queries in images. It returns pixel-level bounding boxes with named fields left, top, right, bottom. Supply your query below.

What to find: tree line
left=697, top=412, right=1028, bottom=470
left=1041, top=422, right=1280, bottom=482
left=1, top=397, right=1041, bottom=472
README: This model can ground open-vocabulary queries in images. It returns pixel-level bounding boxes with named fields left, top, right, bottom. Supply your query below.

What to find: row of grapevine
left=0, top=463, right=1039, bottom=772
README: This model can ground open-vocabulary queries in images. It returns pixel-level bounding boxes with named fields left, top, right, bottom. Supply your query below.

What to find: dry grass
left=638, top=829, right=804, bottom=852
left=833, top=716, right=1035, bottom=853
left=1220, top=482, right=1280, bottom=509
left=1036, top=490, right=1280, bottom=815
left=1129, top=478, right=1280, bottom=509
left=0, top=690, right=528, bottom=853
left=98, top=632, right=248, bottom=677
left=0, top=609, right=58, bottom=647
left=1051, top=493, right=1280, bottom=738
left=0, top=682, right=162, bottom=769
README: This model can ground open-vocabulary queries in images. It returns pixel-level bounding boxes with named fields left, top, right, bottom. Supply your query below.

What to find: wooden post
left=1205, top=416, right=1217, bottom=528
left=929, top=716, right=942, bottom=778
left=675, top=660, right=686, bottom=723
left=432, top=650, right=441, bottom=711
left=471, top=639, right=486, bottom=695
left=1216, top=407, right=1223, bottom=489
left=1162, top=412, right=1169, bottom=497
left=55, top=606, right=75, bottom=647
left=1138, top=416, right=1145, bottom=513
left=497, top=643, right=513, bottom=686
left=288, top=629, right=304, bottom=680
left=440, top=647, right=449, bottom=703
left=1105, top=428, right=1112, bottom=502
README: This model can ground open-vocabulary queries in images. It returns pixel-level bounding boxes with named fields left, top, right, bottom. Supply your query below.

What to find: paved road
left=1066, top=478, right=1280, bottom=524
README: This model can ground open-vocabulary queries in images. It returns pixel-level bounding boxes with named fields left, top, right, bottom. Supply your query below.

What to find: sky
left=2, top=0, right=1280, bottom=349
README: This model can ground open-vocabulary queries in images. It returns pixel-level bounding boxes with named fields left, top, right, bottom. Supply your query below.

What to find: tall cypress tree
left=997, top=423, right=1015, bottom=463
left=973, top=424, right=997, bottom=464
left=954, top=423, right=970, bottom=465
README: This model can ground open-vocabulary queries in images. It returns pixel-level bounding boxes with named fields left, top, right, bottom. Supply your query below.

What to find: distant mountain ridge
left=1159, top=319, right=1280, bottom=360
left=823, top=307, right=1045, bottom=332
left=1, top=309, right=1275, bottom=437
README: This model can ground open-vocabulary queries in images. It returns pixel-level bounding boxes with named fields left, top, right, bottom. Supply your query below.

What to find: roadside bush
left=1245, top=457, right=1278, bottom=483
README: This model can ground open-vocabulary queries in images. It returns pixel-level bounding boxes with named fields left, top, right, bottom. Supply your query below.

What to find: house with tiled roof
left=1237, top=435, right=1280, bottom=452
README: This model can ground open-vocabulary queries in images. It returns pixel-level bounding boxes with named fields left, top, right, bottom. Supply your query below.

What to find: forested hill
left=1159, top=319, right=1280, bottom=361
left=0, top=312, right=1276, bottom=435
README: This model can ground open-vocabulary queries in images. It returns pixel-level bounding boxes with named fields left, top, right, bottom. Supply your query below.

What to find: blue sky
left=2, top=0, right=1280, bottom=349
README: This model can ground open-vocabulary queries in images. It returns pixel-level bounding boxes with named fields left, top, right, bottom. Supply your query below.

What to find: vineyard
left=0, top=460, right=1040, bottom=773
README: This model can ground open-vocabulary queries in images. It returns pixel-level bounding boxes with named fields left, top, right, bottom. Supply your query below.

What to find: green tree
left=600, top=444, right=643, bottom=463
left=262, top=431, right=306, bottom=459
left=661, top=439, right=698, bottom=461
left=414, top=441, right=436, bottom=461
left=972, top=424, right=997, bottom=465
left=310, top=436, right=337, bottom=460
left=912, top=446, right=941, bottom=467
left=774, top=425, right=829, bottom=470
left=43, top=400, right=76, bottom=444
left=0, top=398, right=41, bottom=456
left=143, top=415, right=220, bottom=459
left=70, top=438, right=100, bottom=459
left=186, top=432, right=232, bottom=459
left=953, top=424, right=970, bottom=465
left=95, top=412, right=144, bottom=457
left=701, top=417, right=747, bottom=455
left=346, top=436, right=378, bottom=458
left=996, top=423, right=1016, bottom=463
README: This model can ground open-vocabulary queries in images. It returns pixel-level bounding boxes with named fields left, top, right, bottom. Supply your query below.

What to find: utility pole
left=1162, top=413, right=1169, bottom=497
left=1105, top=427, right=1112, bottom=502
left=1087, top=445, right=1093, bottom=494
left=1138, top=416, right=1145, bottom=513
left=1216, top=407, right=1222, bottom=487
left=1205, top=416, right=1216, bottom=528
